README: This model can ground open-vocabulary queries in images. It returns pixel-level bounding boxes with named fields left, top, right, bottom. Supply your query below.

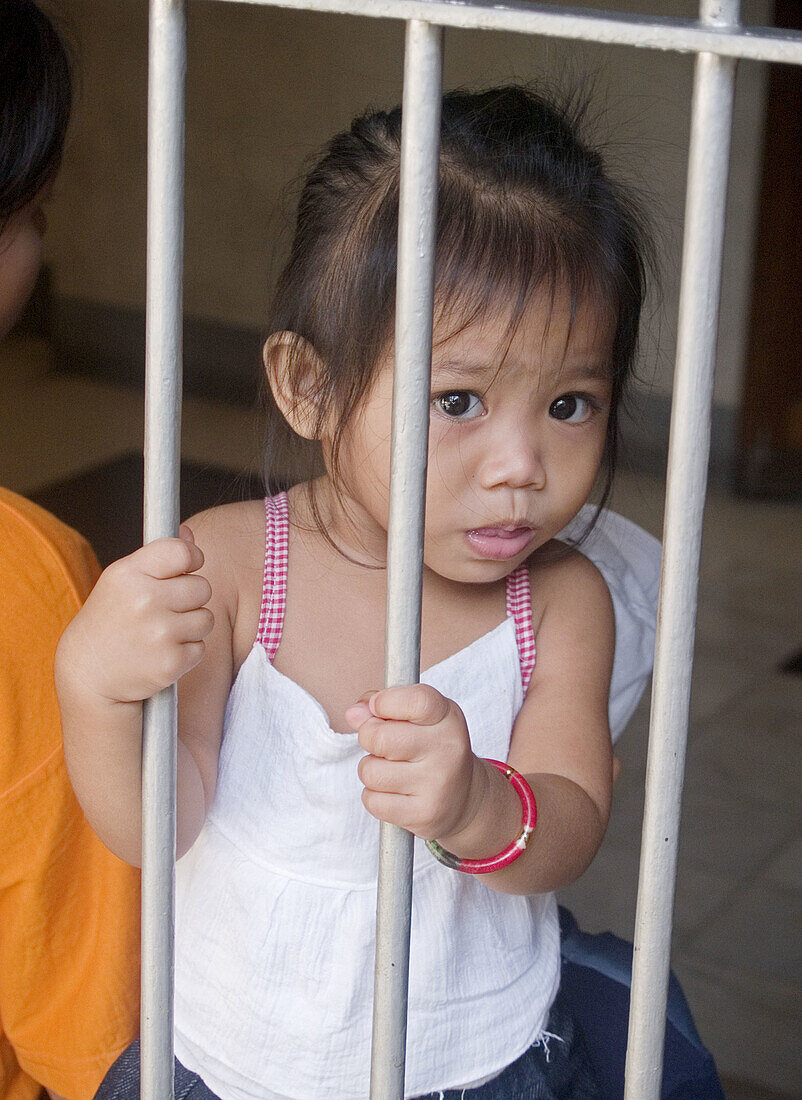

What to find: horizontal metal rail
left=199, top=0, right=802, bottom=66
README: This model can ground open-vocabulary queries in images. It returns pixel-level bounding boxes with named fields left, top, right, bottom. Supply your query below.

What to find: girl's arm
left=55, top=518, right=234, bottom=866
left=447, top=549, right=614, bottom=894
left=350, top=549, right=615, bottom=896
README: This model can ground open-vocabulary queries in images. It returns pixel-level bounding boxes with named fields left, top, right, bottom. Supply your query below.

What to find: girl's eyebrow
left=551, top=362, right=614, bottom=384
left=432, top=358, right=613, bottom=384
left=432, top=358, right=498, bottom=380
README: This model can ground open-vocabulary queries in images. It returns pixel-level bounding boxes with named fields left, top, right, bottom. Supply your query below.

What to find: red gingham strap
left=506, top=563, right=536, bottom=693
left=256, top=492, right=289, bottom=661
left=256, top=498, right=533, bottom=683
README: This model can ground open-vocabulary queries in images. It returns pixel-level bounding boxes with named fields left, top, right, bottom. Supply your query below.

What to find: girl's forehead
left=433, top=287, right=616, bottom=364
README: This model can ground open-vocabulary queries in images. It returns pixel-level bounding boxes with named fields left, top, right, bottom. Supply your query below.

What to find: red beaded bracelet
left=425, top=759, right=537, bottom=875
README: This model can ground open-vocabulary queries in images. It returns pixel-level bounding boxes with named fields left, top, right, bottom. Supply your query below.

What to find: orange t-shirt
left=0, top=488, right=140, bottom=1100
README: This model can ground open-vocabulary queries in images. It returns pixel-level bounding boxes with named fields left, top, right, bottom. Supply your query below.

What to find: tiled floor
left=558, top=476, right=802, bottom=1097
left=2, top=334, right=800, bottom=1098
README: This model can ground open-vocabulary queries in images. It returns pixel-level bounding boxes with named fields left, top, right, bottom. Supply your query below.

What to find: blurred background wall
left=41, top=0, right=773, bottom=479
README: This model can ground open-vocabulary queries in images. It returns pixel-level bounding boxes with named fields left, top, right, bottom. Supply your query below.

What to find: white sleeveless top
left=173, top=493, right=561, bottom=1099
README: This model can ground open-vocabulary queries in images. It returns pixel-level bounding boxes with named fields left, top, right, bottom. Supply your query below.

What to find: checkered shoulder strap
left=505, top=563, right=536, bottom=694
left=256, top=492, right=289, bottom=661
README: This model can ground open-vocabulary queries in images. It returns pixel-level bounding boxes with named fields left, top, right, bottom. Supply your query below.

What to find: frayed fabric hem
left=531, top=1029, right=566, bottom=1065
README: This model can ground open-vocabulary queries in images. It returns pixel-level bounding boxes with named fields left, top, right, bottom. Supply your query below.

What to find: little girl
left=57, top=87, right=655, bottom=1099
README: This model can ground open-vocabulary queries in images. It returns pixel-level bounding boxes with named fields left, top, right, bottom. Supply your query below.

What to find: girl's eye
left=434, top=391, right=484, bottom=420
left=549, top=394, right=593, bottom=424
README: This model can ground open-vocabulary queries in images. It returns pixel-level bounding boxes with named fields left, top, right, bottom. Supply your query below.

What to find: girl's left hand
left=346, top=685, right=485, bottom=841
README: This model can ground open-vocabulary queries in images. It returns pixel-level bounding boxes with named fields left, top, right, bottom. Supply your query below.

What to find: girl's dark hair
left=265, top=85, right=653, bottom=520
left=0, top=0, right=72, bottom=233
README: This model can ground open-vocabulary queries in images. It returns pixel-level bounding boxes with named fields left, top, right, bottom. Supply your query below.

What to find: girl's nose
left=477, top=426, right=546, bottom=491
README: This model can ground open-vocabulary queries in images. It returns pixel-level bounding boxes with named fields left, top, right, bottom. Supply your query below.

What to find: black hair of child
left=0, top=0, right=72, bottom=233
left=265, top=84, right=654, bottom=526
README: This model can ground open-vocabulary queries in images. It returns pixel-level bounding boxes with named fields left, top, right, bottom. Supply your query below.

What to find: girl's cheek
left=0, top=220, right=44, bottom=340
left=427, top=431, right=470, bottom=490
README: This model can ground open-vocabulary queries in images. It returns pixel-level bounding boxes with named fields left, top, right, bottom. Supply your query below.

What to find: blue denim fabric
left=557, top=907, right=725, bottom=1100
left=412, top=990, right=601, bottom=1099
left=94, top=1040, right=219, bottom=1100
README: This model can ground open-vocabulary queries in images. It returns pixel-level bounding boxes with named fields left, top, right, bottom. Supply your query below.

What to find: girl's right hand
left=58, top=524, right=214, bottom=706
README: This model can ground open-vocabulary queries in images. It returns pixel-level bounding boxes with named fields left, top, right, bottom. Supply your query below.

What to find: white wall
left=47, top=0, right=772, bottom=408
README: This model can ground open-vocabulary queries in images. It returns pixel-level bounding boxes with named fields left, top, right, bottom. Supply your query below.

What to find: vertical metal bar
left=623, top=2, right=740, bottom=1096
left=369, top=19, right=443, bottom=1100
left=140, top=2, right=186, bottom=1098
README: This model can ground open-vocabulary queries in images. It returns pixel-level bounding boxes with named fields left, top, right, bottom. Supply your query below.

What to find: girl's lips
left=466, top=526, right=534, bottom=560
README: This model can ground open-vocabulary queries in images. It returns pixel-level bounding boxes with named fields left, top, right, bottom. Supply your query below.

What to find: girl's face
left=324, top=287, right=615, bottom=583
left=0, top=195, right=48, bottom=341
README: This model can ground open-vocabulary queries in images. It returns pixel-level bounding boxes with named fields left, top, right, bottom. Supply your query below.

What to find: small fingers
left=360, top=789, right=414, bottom=829
left=363, top=684, right=450, bottom=727
left=138, top=535, right=205, bottom=580
left=152, top=636, right=208, bottom=688
left=354, top=716, right=420, bottom=761
left=176, top=606, right=215, bottom=644
left=357, top=754, right=411, bottom=794
left=178, top=639, right=207, bottom=677
left=162, top=573, right=213, bottom=613
left=345, top=700, right=372, bottom=730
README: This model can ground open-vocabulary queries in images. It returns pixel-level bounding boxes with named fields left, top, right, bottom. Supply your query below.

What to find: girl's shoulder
left=183, top=498, right=267, bottom=626
left=526, top=539, right=613, bottom=628
left=522, top=540, right=615, bottom=702
left=185, top=498, right=266, bottom=561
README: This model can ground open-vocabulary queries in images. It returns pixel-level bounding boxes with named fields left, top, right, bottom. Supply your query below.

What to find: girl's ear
left=263, top=331, right=326, bottom=440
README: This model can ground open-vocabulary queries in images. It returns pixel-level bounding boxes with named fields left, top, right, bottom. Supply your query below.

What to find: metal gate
left=140, top=3, right=802, bottom=1098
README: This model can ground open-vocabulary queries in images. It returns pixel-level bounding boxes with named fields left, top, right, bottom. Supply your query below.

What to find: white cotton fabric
left=173, top=508, right=660, bottom=1100
left=175, top=620, right=559, bottom=1099
left=563, top=507, right=662, bottom=742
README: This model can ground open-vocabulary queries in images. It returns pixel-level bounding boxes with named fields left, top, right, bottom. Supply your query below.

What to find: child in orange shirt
left=0, top=4, right=140, bottom=1097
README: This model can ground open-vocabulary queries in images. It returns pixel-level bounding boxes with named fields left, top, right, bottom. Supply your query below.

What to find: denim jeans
left=95, top=989, right=599, bottom=1100
left=557, top=907, right=725, bottom=1100
left=412, top=990, right=600, bottom=1099
left=95, top=1039, right=218, bottom=1100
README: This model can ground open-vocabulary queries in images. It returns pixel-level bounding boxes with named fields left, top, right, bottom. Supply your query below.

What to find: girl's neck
left=273, top=484, right=511, bottom=732
left=289, top=477, right=390, bottom=571
left=287, top=478, right=500, bottom=608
